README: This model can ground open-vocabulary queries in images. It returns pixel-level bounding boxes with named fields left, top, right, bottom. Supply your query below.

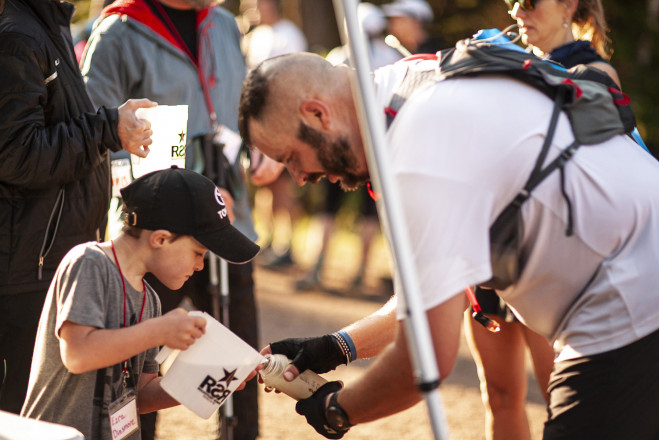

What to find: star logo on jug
left=220, top=368, right=238, bottom=386
left=198, top=368, right=236, bottom=406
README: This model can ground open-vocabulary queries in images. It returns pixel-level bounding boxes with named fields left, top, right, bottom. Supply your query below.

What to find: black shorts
left=543, top=327, right=659, bottom=439
left=473, top=286, right=519, bottom=323
left=320, top=180, right=344, bottom=214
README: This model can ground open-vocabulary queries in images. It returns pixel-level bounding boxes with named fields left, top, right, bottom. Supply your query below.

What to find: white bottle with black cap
left=259, top=354, right=327, bottom=400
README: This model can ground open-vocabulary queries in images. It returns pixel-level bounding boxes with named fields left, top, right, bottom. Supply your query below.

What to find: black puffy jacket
left=0, top=0, right=123, bottom=295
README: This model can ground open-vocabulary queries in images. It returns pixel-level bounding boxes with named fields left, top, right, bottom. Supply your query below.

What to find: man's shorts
left=473, top=286, right=518, bottom=323
left=543, top=327, right=659, bottom=439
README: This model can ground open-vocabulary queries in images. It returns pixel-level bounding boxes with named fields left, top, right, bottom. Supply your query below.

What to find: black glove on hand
left=295, top=381, right=348, bottom=439
left=270, top=335, right=347, bottom=374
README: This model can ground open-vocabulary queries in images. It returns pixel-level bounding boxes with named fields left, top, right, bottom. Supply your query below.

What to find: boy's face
left=152, top=235, right=208, bottom=290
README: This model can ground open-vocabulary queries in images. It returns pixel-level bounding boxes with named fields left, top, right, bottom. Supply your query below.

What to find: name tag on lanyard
left=109, top=388, right=140, bottom=440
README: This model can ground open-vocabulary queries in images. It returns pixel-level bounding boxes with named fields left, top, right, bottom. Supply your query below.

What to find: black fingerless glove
left=295, top=381, right=348, bottom=439
left=270, top=334, right=347, bottom=374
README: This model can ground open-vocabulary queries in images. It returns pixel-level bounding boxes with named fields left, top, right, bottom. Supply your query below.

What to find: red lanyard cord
left=110, top=241, right=147, bottom=328
left=147, top=0, right=218, bottom=128
left=148, top=0, right=197, bottom=64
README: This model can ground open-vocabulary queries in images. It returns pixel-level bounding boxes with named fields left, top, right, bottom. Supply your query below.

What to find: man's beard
left=297, top=122, right=369, bottom=191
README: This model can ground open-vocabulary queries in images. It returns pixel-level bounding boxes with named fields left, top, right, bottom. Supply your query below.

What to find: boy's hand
left=159, top=308, right=206, bottom=350
left=235, top=362, right=263, bottom=392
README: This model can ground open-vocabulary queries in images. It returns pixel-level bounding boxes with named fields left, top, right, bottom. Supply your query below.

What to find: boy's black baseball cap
left=120, top=166, right=260, bottom=264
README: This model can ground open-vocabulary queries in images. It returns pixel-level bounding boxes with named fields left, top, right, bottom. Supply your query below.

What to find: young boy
left=20, top=166, right=259, bottom=440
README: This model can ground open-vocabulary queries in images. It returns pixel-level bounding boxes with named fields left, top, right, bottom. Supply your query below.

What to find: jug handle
left=155, top=346, right=180, bottom=364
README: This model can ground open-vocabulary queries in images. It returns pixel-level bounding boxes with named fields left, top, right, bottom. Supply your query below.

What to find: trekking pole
left=332, top=0, right=450, bottom=438
left=384, top=34, right=412, bottom=57
left=209, top=254, right=235, bottom=440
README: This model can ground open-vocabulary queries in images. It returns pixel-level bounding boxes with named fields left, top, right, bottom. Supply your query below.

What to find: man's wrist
left=324, top=391, right=352, bottom=431
left=332, top=330, right=356, bottom=364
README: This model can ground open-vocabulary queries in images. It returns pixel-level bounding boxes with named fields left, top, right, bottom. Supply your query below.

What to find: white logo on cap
left=215, top=188, right=228, bottom=220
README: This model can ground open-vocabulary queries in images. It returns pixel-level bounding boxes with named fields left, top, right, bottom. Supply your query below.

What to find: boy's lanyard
left=109, top=241, right=147, bottom=440
left=110, top=241, right=147, bottom=382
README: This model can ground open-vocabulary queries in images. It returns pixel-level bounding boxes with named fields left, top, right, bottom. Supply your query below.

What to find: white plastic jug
left=131, top=105, right=188, bottom=178
left=157, top=311, right=264, bottom=419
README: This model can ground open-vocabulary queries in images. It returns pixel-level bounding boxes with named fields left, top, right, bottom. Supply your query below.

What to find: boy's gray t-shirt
left=21, top=242, right=161, bottom=440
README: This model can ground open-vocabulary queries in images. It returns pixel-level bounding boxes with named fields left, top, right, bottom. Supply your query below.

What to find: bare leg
left=522, top=326, right=554, bottom=403
left=464, top=313, right=531, bottom=440
left=352, top=215, right=378, bottom=287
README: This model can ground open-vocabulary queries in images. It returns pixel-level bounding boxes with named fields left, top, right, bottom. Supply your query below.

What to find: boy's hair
left=120, top=203, right=181, bottom=241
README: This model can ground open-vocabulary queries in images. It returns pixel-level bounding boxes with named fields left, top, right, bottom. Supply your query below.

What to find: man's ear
left=300, top=99, right=330, bottom=130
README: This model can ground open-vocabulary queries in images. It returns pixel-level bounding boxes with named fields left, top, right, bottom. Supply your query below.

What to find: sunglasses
left=504, top=0, right=535, bottom=11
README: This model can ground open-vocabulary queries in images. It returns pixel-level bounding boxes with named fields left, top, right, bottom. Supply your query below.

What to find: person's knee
left=484, top=380, right=527, bottom=413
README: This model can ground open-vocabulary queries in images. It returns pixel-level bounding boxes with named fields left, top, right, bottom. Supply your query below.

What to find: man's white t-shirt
left=375, top=59, right=659, bottom=361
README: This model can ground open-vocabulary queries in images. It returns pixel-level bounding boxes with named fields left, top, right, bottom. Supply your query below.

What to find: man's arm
left=294, top=293, right=464, bottom=438
left=58, top=308, right=206, bottom=374
left=0, top=36, right=117, bottom=189
left=80, top=18, right=156, bottom=159
left=80, top=17, right=137, bottom=109
left=337, top=294, right=463, bottom=424
left=264, top=295, right=398, bottom=379
left=342, top=295, right=398, bottom=359
left=0, top=34, right=153, bottom=189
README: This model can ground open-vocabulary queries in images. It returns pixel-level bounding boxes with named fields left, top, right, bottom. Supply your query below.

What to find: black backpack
left=384, top=33, right=636, bottom=290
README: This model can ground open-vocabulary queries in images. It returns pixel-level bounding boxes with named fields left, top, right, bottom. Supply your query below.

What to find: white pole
left=331, top=1, right=450, bottom=438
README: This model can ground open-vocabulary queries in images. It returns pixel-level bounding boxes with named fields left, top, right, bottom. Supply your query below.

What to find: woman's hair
left=569, top=0, right=612, bottom=59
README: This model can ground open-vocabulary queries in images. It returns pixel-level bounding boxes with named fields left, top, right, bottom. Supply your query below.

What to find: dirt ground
left=154, top=261, right=548, bottom=440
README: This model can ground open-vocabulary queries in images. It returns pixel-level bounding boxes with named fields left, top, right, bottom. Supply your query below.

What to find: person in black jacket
left=0, top=0, right=156, bottom=414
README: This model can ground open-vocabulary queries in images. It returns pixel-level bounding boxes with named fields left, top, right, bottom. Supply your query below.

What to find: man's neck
left=158, top=0, right=194, bottom=10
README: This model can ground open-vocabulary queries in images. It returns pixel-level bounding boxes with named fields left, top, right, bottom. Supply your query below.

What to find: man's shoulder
left=204, top=5, right=241, bottom=36
left=209, top=5, right=236, bottom=22
left=86, top=13, right=161, bottom=57
left=93, top=12, right=123, bottom=30
left=92, top=13, right=140, bottom=40
left=374, top=60, right=421, bottom=106
left=0, top=1, right=44, bottom=48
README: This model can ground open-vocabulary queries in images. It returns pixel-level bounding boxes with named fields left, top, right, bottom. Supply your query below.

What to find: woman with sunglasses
left=465, top=1, right=623, bottom=439
left=509, top=0, right=620, bottom=85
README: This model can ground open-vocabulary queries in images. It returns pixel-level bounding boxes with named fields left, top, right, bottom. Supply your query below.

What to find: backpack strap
left=385, top=58, right=438, bottom=129
left=503, top=86, right=581, bottom=236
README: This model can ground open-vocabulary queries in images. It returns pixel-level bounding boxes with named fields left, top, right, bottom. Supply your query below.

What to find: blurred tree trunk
left=604, top=0, right=659, bottom=157
left=299, top=0, right=341, bottom=55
